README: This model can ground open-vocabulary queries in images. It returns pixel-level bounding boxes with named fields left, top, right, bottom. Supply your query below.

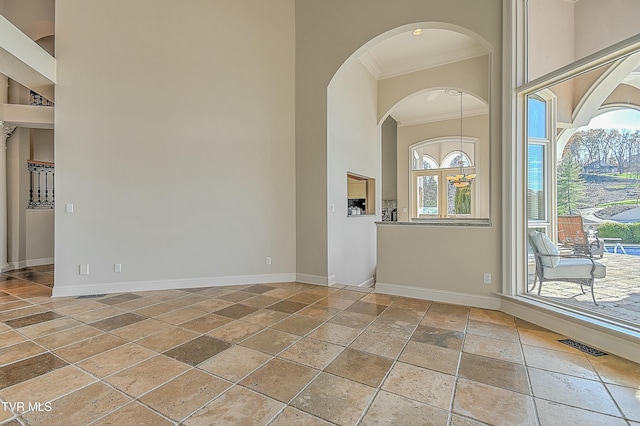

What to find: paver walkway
left=529, top=253, right=640, bottom=325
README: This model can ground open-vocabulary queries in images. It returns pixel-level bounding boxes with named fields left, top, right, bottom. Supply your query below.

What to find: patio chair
left=557, top=215, right=604, bottom=258
left=528, top=230, right=606, bottom=305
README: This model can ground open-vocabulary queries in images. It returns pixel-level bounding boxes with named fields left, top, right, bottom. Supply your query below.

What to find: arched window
left=412, top=148, right=439, bottom=171
left=442, top=151, right=472, bottom=168
left=409, top=139, right=478, bottom=219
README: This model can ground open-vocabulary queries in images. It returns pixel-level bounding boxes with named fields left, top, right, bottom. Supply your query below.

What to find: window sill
left=500, top=293, right=640, bottom=362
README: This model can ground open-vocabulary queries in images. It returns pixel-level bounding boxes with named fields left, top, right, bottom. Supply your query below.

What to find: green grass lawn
left=597, top=199, right=640, bottom=208
left=611, top=173, right=640, bottom=179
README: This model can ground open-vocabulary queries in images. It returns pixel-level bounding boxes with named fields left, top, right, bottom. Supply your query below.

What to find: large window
left=515, top=0, right=640, bottom=327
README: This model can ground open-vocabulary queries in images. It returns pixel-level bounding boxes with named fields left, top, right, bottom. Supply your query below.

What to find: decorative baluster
left=29, top=168, right=34, bottom=207
left=27, top=161, right=54, bottom=209
left=37, top=170, right=42, bottom=205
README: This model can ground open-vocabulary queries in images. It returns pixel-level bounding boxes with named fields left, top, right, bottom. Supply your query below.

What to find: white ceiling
left=359, top=28, right=489, bottom=126
left=391, top=89, right=489, bottom=127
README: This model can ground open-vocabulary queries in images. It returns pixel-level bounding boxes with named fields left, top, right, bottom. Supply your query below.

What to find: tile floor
left=0, top=266, right=640, bottom=425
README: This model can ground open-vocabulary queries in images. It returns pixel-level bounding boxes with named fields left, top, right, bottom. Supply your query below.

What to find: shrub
left=597, top=222, right=640, bottom=244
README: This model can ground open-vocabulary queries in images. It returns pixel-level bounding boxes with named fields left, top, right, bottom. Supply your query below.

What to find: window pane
left=422, top=156, right=437, bottom=169
left=443, top=151, right=472, bottom=168
left=527, top=144, right=545, bottom=221
left=447, top=183, right=471, bottom=216
left=528, top=97, right=546, bottom=138
left=411, top=148, right=438, bottom=170
left=416, top=175, right=439, bottom=216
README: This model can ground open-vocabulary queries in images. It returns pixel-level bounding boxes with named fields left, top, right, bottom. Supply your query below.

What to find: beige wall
left=381, top=116, right=397, bottom=201
left=7, top=127, right=29, bottom=267
left=54, top=0, right=296, bottom=294
left=8, top=79, right=30, bottom=104
left=574, top=0, right=640, bottom=61
left=327, top=59, right=379, bottom=286
left=528, top=0, right=640, bottom=82
left=31, top=128, right=53, bottom=161
left=527, top=0, right=575, bottom=81
left=0, top=0, right=54, bottom=41
left=26, top=209, right=53, bottom=264
left=376, top=223, right=499, bottom=303
left=296, top=0, right=502, bottom=297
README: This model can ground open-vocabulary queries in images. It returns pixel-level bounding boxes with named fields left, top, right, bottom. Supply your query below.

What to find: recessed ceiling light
left=413, top=29, right=424, bottom=36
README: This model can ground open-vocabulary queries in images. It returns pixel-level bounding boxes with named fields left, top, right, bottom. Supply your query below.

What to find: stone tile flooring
left=529, top=253, right=640, bottom=324
left=0, top=266, right=639, bottom=425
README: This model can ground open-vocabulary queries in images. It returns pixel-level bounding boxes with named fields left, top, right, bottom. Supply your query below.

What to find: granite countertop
left=376, top=218, right=491, bottom=227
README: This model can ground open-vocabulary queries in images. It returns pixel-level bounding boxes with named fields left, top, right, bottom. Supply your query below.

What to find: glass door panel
left=416, top=175, right=439, bottom=217
left=447, top=182, right=472, bottom=216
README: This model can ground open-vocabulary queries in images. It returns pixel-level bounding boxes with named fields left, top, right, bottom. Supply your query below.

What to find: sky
left=528, top=109, right=640, bottom=192
left=583, top=109, right=640, bottom=131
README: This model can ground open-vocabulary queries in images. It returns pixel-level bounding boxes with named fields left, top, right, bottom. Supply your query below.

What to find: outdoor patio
left=528, top=252, right=640, bottom=325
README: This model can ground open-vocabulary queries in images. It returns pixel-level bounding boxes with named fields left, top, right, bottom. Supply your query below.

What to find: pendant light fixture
left=446, top=90, right=476, bottom=188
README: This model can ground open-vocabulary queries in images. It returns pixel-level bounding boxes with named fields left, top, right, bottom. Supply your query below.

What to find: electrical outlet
left=114, top=263, right=122, bottom=273
left=265, top=257, right=272, bottom=265
left=79, top=264, right=90, bottom=275
left=483, top=273, right=492, bottom=284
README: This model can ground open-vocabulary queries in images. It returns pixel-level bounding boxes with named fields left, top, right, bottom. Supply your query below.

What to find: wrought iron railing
left=27, top=161, right=54, bottom=209
left=29, top=90, right=54, bottom=107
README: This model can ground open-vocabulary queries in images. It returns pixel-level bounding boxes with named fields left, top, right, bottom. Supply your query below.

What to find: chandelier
left=446, top=90, right=476, bottom=188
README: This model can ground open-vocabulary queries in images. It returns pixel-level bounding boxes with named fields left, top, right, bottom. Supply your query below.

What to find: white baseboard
left=375, top=282, right=501, bottom=310
left=52, top=272, right=297, bottom=298
left=26, top=257, right=54, bottom=267
left=296, top=273, right=332, bottom=286
left=298, top=274, right=371, bottom=288
left=9, top=260, right=26, bottom=270
left=501, top=296, right=640, bottom=364
left=357, top=277, right=375, bottom=288
left=1, top=262, right=16, bottom=272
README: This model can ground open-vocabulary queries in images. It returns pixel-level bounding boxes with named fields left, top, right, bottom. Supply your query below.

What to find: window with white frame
left=410, top=138, right=478, bottom=219
left=526, top=95, right=554, bottom=237
left=512, top=0, right=640, bottom=327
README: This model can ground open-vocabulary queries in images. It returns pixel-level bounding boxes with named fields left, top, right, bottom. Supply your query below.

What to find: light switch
left=65, top=203, right=74, bottom=213
left=79, top=264, right=89, bottom=275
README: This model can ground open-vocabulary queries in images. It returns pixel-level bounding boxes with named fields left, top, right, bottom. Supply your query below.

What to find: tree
left=557, top=155, right=586, bottom=215
left=604, top=128, right=623, bottom=174
left=574, top=128, right=607, bottom=171
left=454, top=185, right=471, bottom=214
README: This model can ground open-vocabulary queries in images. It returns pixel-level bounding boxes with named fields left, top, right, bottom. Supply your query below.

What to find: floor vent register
left=557, top=339, right=608, bottom=357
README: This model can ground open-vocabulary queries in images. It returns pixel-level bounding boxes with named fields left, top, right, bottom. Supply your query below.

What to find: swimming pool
left=605, top=246, right=640, bottom=256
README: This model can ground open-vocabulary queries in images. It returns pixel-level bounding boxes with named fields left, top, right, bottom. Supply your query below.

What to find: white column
left=0, top=121, right=16, bottom=271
